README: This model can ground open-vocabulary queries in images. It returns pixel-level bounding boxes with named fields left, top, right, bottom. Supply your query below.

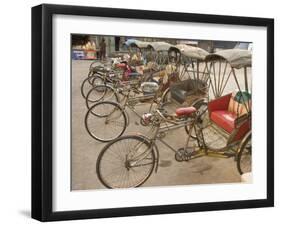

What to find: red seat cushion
left=210, top=110, right=236, bottom=133
left=116, top=63, right=127, bottom=69
left=175, top=107, right=196, bottom=117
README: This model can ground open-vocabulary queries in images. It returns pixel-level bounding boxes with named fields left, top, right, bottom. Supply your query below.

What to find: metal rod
left=185, top=64, right=192, bottom=80
left=219, top=69, right=232, bottom=97
left=212, top=61, right=218, bottom=97
left=201, top=64, right=208, bottom=82
left=196, top=60, right=199, bottom=90
left=232, top=69, right=249, bottom=112
left=205, top=62, right=216, bottom=99
left=192, top=60, right=197, bottom=80
left=217, top=60, right=222, bottom=95
left=157, top=138, right=178, bottom=153
left=244, top=66, right=249, bottom=93
left=218, top=61, right=228, bottom=95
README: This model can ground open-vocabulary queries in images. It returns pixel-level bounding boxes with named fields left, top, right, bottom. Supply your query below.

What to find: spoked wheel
left=89, top=61, right=104, bottom=71
left=86, top=84, right=119, bottom=109
left=81, top=74, right=95, bottom=99
left=160, top=88, right=180, bottom=115
left=161, top=88, right=172, bottom=103
left=237, top=134, right=252, bottom=175
left=97, top=135, right=156, bottom=188
left=91, top=74, right=106, bottom=87
left=85, top=101, right=127, bottom=142
left=185, top=101, right=208, bottom=139
left=80, top=73, right=104, bottom=99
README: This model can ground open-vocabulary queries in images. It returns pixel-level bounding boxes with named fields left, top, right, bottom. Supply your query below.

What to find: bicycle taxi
left=162, top=44, right=209, bottom=109
left=80, top=39, right=148, bottom=99
left=84, top=43, right=182, bottom=142
left=95, top=48, right=252, bottom=188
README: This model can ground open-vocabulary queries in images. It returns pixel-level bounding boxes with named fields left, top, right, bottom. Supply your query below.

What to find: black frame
left=32, top=4, right=274, bottom=222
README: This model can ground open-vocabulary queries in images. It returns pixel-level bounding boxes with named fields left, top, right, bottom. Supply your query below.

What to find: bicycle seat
left=175, top=107, right=196, bottom=117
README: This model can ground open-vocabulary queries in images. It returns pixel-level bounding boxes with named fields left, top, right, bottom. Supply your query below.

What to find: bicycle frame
left=127, top=110, right=197, bottom=172
left=128, top=105, right=243, bottom=175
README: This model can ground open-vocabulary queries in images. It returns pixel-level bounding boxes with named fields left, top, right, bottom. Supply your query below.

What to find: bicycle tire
left=97, top=135, right=156, bottom=188
left=237, top=134, right=252, bottom=175
left=85, top=101, right=127, bottom=142
left=85, top=84, right=119, bottom=109
left=80, top=73, right=103, bottom=99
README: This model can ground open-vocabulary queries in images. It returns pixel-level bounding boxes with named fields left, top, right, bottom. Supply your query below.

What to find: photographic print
left=32, top=4, right=273, bottom=221
left=71, top=34, right=252, bottom=190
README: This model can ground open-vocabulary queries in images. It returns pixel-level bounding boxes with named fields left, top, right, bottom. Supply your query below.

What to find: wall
left=0, top=0, right=279, bottom=225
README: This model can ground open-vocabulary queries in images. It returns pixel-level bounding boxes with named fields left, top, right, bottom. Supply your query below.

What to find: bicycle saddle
left=175, top=107, right=196, bottom=117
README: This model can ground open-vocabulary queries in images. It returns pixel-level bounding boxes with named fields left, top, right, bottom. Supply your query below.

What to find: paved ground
left=71, top=60, right=249, bottom=190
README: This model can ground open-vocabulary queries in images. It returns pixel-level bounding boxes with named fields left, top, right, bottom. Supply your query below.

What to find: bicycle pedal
left=156, top=132, right=166, bottom=139
left=175, top=147, right=195, bottom=162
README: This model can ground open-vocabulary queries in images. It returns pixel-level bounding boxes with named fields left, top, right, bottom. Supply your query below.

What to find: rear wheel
left=97, top=135, right=155, bottom=188
left=161, top=88, right=172, bottom=103
left=237, top=134, right=252, bottom=175
left=85, top=101, right=127, bottom=142
left=185, top=101, right=208, bottom=139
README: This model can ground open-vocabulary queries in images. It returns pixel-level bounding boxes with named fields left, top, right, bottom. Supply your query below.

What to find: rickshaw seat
left=116, top=63, right=127, bottom=69
left=175, top=107, right=196, bottom=117
left=210, top=110, right=236, bottom=133
left=209, top=91, right=251, bottom=134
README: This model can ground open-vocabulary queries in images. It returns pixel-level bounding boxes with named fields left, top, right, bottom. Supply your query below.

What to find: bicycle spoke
left=97, top=136, right=155, bottom=188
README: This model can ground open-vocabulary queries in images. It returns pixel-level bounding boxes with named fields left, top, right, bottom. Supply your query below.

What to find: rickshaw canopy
left=124, top=39, right=151, bottom=49
left=123, top=39, right=137, bottom=47
left=205, top=49, right=252, bottom=69
left=171, top=44, right=209, bottom=60
left=131, top=40, right=151, bottom=49
left=148, top=42, right=173, bottom=52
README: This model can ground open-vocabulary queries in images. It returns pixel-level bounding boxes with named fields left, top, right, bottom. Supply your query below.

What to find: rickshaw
left=147, top=42, right=173, bottom=69
left=83, top=41, right=177, bottom=110
left=80, top=58, right=120, bottom=99
left=81, top=40, right=157, bottom=100
left=123, top=39, right=151, bottom=66
left=95, top=48, right=252, bottom=188
left=203, top=49, right=252, bottom=175
left=162, top=44, right=209, bottom=110
left=84, top=57, right=181, bottom=142
left=80, top=40, right=142, bottom=100
left=174, top=44, right=209, bottom=81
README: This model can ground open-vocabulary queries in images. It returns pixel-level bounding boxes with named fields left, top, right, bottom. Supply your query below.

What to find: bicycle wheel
left=80, top=73, right=104, bottom=99
left=91, top=74, right=105, bottom=87
left=185, top=101, right=208, bottom=139
left=237, top=134, right=252, bottom=175
left=85, top=101, right=127, bottom=142
left=97, top=135, right=156, bottom=188
left=161, top=88, right=172, bottom=103
left=86, top=84, right=119, bottom=109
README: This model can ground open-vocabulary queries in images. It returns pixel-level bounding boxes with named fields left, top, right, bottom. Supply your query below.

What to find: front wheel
left=97, top=135, right=156, bottom=188
left=85, top=101, right=127, bottom=142
left=237, top=134, right=252, bottom=175
left=81, top=73, right=104, bottom=99
left=86, top=84, right=119, bottom=109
